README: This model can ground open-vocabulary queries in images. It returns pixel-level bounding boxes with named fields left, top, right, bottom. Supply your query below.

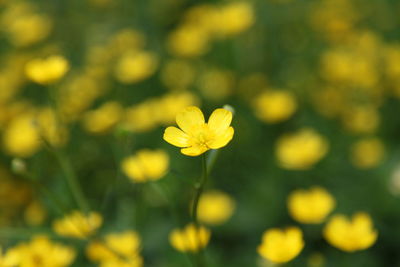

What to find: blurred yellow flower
left=342, top=106, right=380, bottom=134
left=24, top=201, right=47, bottom=226
left=214, top=2, right=255, bottom=37
left=350, top=137, right=385, bottom=169
left=160, top=59, right=196, bottom=90
left=257, top=227, right=304, bottom=263
left=198, top=69, right=234, bottom=101
left=25, top=55, right=69, bottom=85
left=163, top=106, right=234, bottom=156
left=53, top=211, right=103, bottom=239
left=5, top=235, right=75, bottom=267
left=37, top=108, right=69, bottom=147
left=3, top=113, right=41, bottom=158
left=275, top=128, right=329, bottom=170
left=121, top=149, right=169, bottom=183
left=169, top=223, right=211, bottom=252
left=324, top=212, right=378, bottom=252
left=123, top=100, right=158, bottom=133
left=167, top=25, right=210, bottom=58
left=287, top=186, right=335, bottom=224
left=82, top=101, right=123, bottom=134
left=114, top=50, right=158, bottom=84
left=156, top=92, right=200, bottom=125
left=86, top=231, right=143, bottom=267
left=4, top=13, right=52, bottom=47
left=253, top=90, right=297, bottom=123
left=198, top=190, right=236, bottom=225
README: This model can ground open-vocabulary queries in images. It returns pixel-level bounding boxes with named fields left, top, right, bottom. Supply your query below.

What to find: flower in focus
left=121, top=149, right=169, bottom=183
left=198, top=190, right=236, bottom=225
left=5, top=235, right=75, bottom=267
left=163, top=106, right=234, bottom=156
left=324, top=212, right=378, bottom=252
left=287, top=186, right=335, bottom=224
left=52, top=211, right=103, bottom=239
left=82, top=101, right=123, bottom=134
left=350, top=137, right=385, bottom=169
left=257, top=227, right=304, bottom=263
left=86, top=230, right=143, bottom=267
left=275, top=128, right=329, bottom=170
left=169, top=223, right=211, bottom=252
left=253, top=90, right=297, bottom=123
left=25, top=55, right=69, bottom=85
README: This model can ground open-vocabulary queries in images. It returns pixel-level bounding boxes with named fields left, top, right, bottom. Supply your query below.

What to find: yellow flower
left=36, top=108, right=69, bottom=147
left=24, top=201, right=47, bottom=226
left=198, top=190, right=235, bottom=225
left=214, top=2, right=255, bottom=37
left=52, top=211, right=103, bottom=239
left=5, top=235, right=75, bottom=267
left=350, top=137, right=385, bottom=169
left=163, top=106, right=234, bottom=156
left=2, top=113, right=41, bottom=158
left=114, top=50, right=158, bottom=84
left=169, top=223, right=211, bottom=252
left=167, top=25, right=210, bottom=58
left=275, top=128, right=329, bottom=170
left=82, top=101, right=123, bottom=134
left=25, top=55, right=69, bottom=85
left=287, top=187, right=335, bottom=224
left=257, top=227, right=304, bottom=263
left=86, top=231, right=143, bottom=267
left=253, top=90, right=297, bottom=123
left=5, top=13, right=52, bottom=47
left=324, top=212, right=378, bottom=252
left=121, top=149, right=169, bottom=183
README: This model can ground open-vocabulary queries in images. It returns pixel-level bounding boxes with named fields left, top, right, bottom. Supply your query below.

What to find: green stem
left=53, top=149, right=90, bottom=214
left=191, top=154, right=208, bottom=226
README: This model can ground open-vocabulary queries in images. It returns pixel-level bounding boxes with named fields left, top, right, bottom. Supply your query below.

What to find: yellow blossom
left=167, top=25, right=210, bottom=58
left=4, top=13, right=52, bottom=47
left=198, top=69, right=235, bottom=101
left=25, top=55, right=69, bottom=85
left=3, top=113, right=41, bottom=158
left=324, top=212, right=378, bottom=252
left=114, top=50, right=158, bottom=84
left=160, top=59, right=196, bottom=90
left=275, top=128, right=329, bottom=170
left=82, top=101, right=123, bottom=134
left=342, top=106, right=380, bottom=134
left=5, top=235, right=75, bottom=267
left=121, top=149, right=169, bottom=183
left=350, top=137, right=385, bottom=169
left=156, top=93, right=200, bottom=125
left=36, top=108, right=68, bottom=147
left=86, top=231, right=143, bottom=267
left=52, top=211, right=103, bottom=239
left=163, top=106, right=234, bottom=156
left=287, top=187, right=335, bottom=224
left=24, top=201, right=47, bottom=226
left=257, top=227, right=304, bottom=263
left=253, top=90, right=297, bottom=123
left=214, top=2, right=255, bottom=37
left=169, top=223, right=211, bottom=252
left=198, top=190, right=235, bottom=225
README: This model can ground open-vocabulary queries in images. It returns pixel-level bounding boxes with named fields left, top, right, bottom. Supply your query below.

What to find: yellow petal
left=208, top=127, right=234, bottom=149
left=176, top=106, right=205, bottom=133
left=208, top=108, right=232, bottom=135
left=181, top=145, right=208, bottom=156
left=164, top=127, right=190, bottom=147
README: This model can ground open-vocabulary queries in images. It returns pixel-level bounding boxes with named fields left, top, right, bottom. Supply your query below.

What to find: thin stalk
left=53, top=149, right=90, bottom=214
left=191, top=154, right=208, bottom=225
